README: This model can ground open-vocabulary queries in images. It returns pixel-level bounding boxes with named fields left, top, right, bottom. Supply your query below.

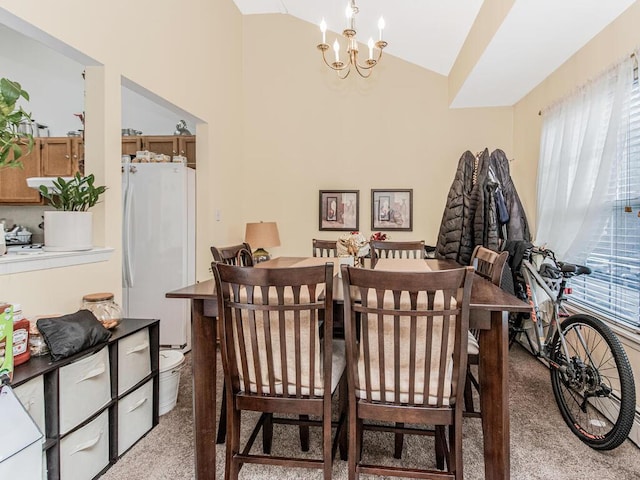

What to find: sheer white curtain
left=535, top=54, right=635, bottom=262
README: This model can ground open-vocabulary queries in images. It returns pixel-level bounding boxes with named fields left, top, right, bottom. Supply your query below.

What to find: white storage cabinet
left=11, top=318, right=160, bottom=480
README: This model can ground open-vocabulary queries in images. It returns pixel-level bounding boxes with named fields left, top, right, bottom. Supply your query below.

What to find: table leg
left=479, top=310, right=510, bottom=480
left=192, top=299, right=217, bottom=479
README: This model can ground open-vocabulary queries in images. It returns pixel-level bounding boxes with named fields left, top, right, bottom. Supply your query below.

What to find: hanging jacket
left=435, top=149, right=490, bottom=265
left=436, top=148, right=531, bottom=265
left=490, top=149, right=531, bottom=242
left=472, top=150, right=500, bottom=252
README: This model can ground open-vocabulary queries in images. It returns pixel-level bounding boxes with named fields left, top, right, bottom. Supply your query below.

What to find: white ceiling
left=232, top=0, right=636, bottom=107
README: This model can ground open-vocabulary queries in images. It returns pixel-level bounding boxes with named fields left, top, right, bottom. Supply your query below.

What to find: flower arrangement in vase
left=370, top=231, right=389, bottom=241
left=337, top=231, right=370, bottom=267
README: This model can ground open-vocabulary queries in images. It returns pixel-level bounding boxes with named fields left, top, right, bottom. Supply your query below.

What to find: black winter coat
left=435, top=148, right=531, bottom=265
left=490, top=149, right=531, bottom=242
left=435, top=149, right=489, bottom=265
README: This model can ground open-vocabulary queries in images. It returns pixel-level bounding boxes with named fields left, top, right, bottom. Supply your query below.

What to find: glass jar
left=82, top=292, right=122, bottom=329
left=29, top=320, right=49, bottom=357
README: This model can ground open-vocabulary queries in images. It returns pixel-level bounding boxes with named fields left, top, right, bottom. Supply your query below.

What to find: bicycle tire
left=549, top=314, right=636, bottom=450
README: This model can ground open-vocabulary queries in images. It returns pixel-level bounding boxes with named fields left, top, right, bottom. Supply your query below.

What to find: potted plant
left=38, top=173, right=107, bottom=251
left=0, top=77, right=34, bottom=169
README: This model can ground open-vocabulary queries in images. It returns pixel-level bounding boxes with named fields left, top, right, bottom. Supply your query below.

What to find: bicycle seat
left=557, top=262, right=592, bottom=276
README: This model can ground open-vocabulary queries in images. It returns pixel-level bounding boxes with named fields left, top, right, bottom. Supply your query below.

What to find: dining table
left=166, top=256, right=530, bottom=480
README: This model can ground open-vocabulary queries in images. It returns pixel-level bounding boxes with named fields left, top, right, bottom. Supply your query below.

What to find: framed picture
left=371, top=189, right=413, bottom=231
left=319, top=190, right=359, bottom=231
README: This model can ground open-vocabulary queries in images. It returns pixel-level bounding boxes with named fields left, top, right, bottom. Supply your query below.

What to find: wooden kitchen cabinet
left=0, top=137, right=83, bottom=205
left=124, top=135, right=196, bottom=166
left=0, top=140, right=43, bottom=204
left=142, top=136, right=178, bottom=157
left=121, top=136, right=142, bottom=157
left=178, top=135, right=196, bottom=167
left=41, top=137, right=80, bottom=177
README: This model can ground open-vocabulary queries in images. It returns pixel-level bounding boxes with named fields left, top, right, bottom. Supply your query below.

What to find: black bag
left=37, top=310, right=111, bottom=361
left=495, top=186, right=510, bottom=225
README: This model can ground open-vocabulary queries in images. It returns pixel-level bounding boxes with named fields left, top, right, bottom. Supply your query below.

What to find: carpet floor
left=101, top=344, right=640, bottom=479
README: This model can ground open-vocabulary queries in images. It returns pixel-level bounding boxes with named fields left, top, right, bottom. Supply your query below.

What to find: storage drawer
left=14, top=375, right=46, bottom=434
left=118, top=380, right=153, bottom=455
left=59, top=410, right=109, bottom=480
left=59, top=347, right=111, bottom=435
left=118, top=328, right=151, bottom=395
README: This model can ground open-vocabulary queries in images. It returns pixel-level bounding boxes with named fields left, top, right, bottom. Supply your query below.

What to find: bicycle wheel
left=550, top=314, right=636, bottom=450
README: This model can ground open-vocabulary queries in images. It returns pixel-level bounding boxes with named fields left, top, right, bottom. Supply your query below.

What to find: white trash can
left=158, top=350, right=185, bottom=416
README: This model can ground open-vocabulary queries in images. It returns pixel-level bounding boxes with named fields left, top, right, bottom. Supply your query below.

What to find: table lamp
left=244, top=221, right=280, bottom=263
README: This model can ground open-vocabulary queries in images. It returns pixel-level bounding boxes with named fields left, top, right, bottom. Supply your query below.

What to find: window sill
left=0, top=247, right=114, bottom=275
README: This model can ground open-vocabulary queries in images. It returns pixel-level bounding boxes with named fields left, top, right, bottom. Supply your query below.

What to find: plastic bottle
left=0, top=304, right=15, bottom=382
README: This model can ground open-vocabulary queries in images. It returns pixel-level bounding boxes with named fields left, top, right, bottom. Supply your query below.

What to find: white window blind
left=570, top=78, right=640, bottom=329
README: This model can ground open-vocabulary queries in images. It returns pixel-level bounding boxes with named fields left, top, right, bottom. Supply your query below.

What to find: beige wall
left=0, top=0, right=243, bottom=317
left=514, top=2, right=640, bottom=419
left=241, top=14, right=513, bottom=258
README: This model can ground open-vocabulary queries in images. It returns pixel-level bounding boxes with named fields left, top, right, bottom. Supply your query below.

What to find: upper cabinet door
left=178, top=136, right=196, bottom=167
left=122, top=137, right=142, bottom=157
left=0, top=141, right=43, bottom=204
left=41, top=137, right=76, bottom=177
left=142, top=136, right=178, bottom=157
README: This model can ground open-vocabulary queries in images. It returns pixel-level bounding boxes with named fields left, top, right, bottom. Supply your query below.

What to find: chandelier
left=317, top=0, right=387, bottom=79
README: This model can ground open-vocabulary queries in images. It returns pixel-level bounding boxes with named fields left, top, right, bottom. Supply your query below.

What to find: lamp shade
left=245, top=222, right=281, bottom=249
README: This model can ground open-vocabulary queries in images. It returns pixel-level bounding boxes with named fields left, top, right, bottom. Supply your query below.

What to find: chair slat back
left=342, top=266, right=473, bottom=407
left=214, top=263, right=334, bottom=399
left=312, top=239, right=337, bottom=258
left=470, top=245, right=508, bottom=286
left=211, top=243, right=254, bottom=267
left=370, top=240, right=426, bottom=267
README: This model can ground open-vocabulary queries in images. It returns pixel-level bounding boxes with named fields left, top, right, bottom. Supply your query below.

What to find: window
left=570, top=79, right=640, bottom=329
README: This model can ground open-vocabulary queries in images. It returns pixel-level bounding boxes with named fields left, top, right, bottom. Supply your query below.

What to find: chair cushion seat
left=467, top=331, right=479, bottom=355
left=241, top=339, right=345, bottom=397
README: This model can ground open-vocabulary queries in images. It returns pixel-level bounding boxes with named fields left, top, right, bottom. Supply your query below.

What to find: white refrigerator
left=122, top=162, right=195, bottom=349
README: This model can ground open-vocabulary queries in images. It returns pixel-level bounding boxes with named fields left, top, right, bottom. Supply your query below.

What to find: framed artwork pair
left=319, top=189, right=413, bottom=231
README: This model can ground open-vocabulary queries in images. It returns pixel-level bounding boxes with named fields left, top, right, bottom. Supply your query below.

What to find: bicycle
left=507, top=244, right=636, bottom=450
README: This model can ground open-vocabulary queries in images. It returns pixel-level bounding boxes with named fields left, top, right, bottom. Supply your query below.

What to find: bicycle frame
left=520, top=258, right=573, bottom=371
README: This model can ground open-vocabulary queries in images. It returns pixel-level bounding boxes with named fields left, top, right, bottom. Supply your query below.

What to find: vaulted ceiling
left=232, top=0, right=636, bottom=107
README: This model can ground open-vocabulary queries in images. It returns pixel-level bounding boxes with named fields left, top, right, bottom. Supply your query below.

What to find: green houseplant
left=38, top=173, right=107, bottom=252
left=38, top=173, right=106, bottom=211
left=0, top=77, right=34, bottom=169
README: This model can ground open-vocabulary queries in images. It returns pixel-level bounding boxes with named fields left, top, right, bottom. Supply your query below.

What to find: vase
left=43, top=211, right=93, bottom=252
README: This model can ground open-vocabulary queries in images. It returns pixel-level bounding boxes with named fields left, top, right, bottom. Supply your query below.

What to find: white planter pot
left=43, top=211, right=93, bottom=252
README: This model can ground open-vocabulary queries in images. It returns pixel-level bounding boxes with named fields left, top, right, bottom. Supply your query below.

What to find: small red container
left=12, top=317, right=31, bottom=366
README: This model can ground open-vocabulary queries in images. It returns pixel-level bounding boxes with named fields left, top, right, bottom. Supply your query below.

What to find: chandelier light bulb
left=333, top=39, right=340, bottom=63
left=378, top=16, right=385, bottom=41
left=320, top=18, right=327, bottom=44
left=345, top=3, right=353, bottom=19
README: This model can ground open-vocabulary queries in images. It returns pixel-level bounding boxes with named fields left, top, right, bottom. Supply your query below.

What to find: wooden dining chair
left=464, top=245, right=509, bottom=417
left=312, top=239, right=338, bottom=257
left=210, top=242, right=254, bottom=266
left=341, top=264, right=474, bottom=480
left=369, top=240, right=426, bottom=268
left=212, top=262, right=347, bottom=480
left=210, top=243, right=254, bottom=444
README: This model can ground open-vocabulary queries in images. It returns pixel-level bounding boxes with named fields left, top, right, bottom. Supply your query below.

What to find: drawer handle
left=76, top=364, right=106, bottom=383
left=71, top=429, right=103, bottom=455
left=128, top=397, right=148, bottom=413
left=127, top=342, right=149, bottom=355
